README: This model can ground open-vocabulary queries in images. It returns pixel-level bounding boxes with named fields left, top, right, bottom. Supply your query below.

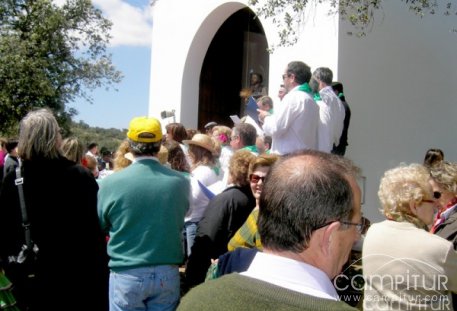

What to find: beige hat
left=183, top=133, right=216, bottom=155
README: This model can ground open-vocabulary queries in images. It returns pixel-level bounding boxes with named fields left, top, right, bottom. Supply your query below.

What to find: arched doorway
left=198, top=8, right=269, bottom=130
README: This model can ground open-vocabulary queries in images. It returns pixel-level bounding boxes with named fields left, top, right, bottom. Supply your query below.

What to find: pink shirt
left=0, top=150, right=6, bottom=166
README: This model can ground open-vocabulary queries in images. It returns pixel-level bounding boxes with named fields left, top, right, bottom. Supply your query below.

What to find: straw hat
left=183, top=133, right=216, bottom=155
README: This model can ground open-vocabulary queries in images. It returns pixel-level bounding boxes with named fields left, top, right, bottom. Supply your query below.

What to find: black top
left=0, top=156, right=109, bottom=310
left=185, top=185, right=255, bottom=287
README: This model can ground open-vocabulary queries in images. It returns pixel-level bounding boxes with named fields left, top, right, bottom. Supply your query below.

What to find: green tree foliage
left=248, top=0, right=457, bottom=48
left=70, top=120, right=127, bottom=153
left=0, top=0, right=123, bottom=135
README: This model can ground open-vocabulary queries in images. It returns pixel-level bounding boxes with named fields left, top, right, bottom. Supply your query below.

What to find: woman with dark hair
left=0, top=108, right=109, bottom=310
left=163, top=139, right=190, bottom=173
left=166, top=122, right=192, bottom=166
left=165, top=122, right=188, bottom=143
left=424, top=148, right=444, bottom=168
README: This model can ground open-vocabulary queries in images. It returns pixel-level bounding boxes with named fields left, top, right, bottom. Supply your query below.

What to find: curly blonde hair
left=229, top=150, right=257, bottom=187
left=378, top=163, right=432, bottom=229
left=113, top=140, right=132, bottom=172
left=429, top=161, right=457, bottom=194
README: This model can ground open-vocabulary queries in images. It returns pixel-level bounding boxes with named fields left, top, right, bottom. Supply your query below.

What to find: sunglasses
left=250, top=174, right=266, bottom=183
left=422, top=192, right=442, bottom=204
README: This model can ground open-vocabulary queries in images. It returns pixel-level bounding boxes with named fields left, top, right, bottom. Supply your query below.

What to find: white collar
left=241, top=252, right=339, bottom=300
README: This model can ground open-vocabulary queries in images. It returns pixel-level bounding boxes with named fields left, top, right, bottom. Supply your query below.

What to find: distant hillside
left=69, top=121, right=127, bottom=153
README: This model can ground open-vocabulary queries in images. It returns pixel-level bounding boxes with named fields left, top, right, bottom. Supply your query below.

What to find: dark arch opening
left=198, top=7, right=269, bottom=131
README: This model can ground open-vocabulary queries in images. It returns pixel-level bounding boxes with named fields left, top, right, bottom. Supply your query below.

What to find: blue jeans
left=184, top=221, right=198, bottom=257
left=109, top=265, right=180, bottom=311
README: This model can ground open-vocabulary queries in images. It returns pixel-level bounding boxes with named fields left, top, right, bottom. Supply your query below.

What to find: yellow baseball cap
left=127, top=116, right=163, bottom=143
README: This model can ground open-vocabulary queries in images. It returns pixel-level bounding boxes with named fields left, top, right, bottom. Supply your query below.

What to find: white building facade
left=149, top=0, right=457, bottom=222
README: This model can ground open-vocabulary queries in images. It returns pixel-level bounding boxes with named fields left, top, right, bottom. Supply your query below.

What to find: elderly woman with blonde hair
left=363, top=163, right=457, bottom=311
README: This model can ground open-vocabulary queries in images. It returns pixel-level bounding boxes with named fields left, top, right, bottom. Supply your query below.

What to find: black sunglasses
left=250, top=174, right=266, bottom=183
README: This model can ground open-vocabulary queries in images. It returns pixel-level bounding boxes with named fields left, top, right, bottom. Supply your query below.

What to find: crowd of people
left=0, top=60, right=456, bottom=311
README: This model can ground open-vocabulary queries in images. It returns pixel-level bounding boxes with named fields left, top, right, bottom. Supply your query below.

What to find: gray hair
left=313, top=67, right=333, bottom=86
left=286, top=61, right=312, bottom=85
left=129, top=139, right=161, bottom=156
left=233, top=123, right=257, bottom=147
left=18, top=108, right=61, bottom=161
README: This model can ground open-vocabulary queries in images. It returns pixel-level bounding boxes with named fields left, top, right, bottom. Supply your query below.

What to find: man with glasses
left=178, top=150, right=362, bottom=311
left=258, top=61, right=319, bottom=155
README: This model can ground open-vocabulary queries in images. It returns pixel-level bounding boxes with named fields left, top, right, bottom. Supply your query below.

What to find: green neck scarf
left=242, top=145, right=258, bottom=154
left=298, top=83, right=312, bottom=94
left=298, top=83, right=321, bottom=101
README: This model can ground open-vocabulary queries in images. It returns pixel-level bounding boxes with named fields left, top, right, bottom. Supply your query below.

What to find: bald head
left=258, top=150, right=360, bottom=253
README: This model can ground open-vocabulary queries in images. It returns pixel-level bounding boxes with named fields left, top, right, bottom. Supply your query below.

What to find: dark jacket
left=434, top=207, right=457, bottom=310
left=434, top=209, right=457, bottom=249
left=0, top=156, right=109, bottom=310
left=3, top=155, right=19, bottom=177
left=185, top=185, right=255, bottom=287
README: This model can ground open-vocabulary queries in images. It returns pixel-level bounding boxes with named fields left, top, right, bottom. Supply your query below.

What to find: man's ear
left=409, top=201, right=418, bottom=215
left=320, top=221, right=341, bottom=256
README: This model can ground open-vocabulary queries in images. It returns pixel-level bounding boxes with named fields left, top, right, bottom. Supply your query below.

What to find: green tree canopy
left=248, top=0, right=457, bottom=48
left=0, top=0, right=122, bottom=134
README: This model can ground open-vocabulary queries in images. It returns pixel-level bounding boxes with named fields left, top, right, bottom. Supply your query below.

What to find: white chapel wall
left=339, top=1, right=457, bottom=222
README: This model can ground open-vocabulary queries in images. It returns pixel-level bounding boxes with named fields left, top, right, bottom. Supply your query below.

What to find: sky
left=69, top=0, right=153, bottom=130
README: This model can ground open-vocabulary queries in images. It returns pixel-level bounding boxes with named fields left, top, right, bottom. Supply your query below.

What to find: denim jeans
left=109, top=265, right=180, bottom=311
left=184, top=221, right=198, bottom=257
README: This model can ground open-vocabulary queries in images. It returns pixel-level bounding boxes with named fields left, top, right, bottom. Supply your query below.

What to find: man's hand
left=257, top=109, right=270, bottom=123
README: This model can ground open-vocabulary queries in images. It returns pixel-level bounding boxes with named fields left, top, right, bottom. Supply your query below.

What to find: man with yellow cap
left=97, top=116, right=190, bottom=311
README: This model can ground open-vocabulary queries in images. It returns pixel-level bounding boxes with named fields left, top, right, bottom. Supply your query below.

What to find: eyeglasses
left=282, top=73, right=290, bottom=80
left=433, top=191, right=442, bottom=199
left=250, top=174, right=266, bottom=184
left=340, top=220, right=366, bottom=234
left=229, top=135, right=239, bottom=142
left=314, top=218, right=366, bottom=234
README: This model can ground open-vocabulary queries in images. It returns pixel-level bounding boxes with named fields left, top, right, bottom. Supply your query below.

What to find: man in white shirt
left=259, top=61, right=319, bottom=155
left=178, top=150, right=362, bottom=311
left=310, top=67, right=345, bottom=153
